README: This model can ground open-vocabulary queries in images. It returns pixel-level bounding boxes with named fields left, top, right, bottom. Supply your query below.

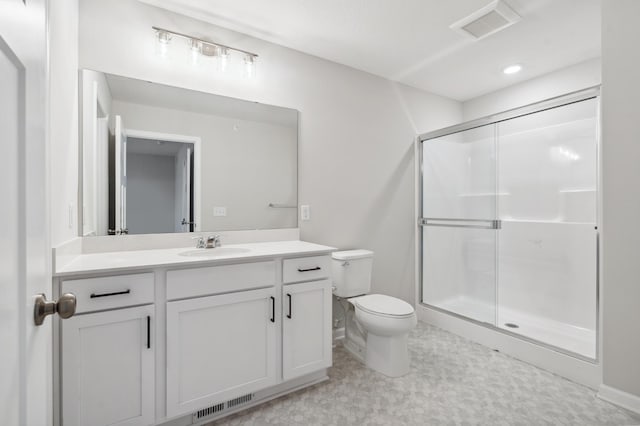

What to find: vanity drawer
left=61, top=273, right=154, bottom=314
left=282, top=255, right=331, bottom=284
left=167, top=261, right=276, bottom=300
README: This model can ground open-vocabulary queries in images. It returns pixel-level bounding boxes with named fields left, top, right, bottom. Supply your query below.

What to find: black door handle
left=286, top=293, right=292, bottom=319
left=146, top=316, right=151, bottom=349
left=270, top=296, right=275, bottom=323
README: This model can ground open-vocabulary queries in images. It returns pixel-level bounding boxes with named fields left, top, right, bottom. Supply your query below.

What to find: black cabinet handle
left=146, top=316, right=151, bottom=349
left=297, top=266, right=321, bottom=272
left=270, top=296, right=275, bottom=323
left=90, top=289, right=131, bottom=298
left=286, top=293, right=292, bottom=319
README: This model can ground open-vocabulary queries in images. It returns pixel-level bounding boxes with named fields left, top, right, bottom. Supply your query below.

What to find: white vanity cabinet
left=60, top=274, right=155, bottom=426
left=281, top=257, right=333, bottom=380
left=54, top=242, right=335, bottom=425
left=282, top=279, right=332, bottom=380
left=165, top=261, right=278, bottom=418
left=166, top=287, right=278, bottom=417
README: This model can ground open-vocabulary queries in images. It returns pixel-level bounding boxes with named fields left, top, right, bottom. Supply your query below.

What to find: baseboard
left=333, top=327, right=345, bottom=342
left=598, top=384, right=640, bottom=415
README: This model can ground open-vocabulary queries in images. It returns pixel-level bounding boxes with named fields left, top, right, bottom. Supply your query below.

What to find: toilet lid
left=354, top=294, right=414, bottom=317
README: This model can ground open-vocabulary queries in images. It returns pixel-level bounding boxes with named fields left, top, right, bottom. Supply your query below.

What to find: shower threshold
left=434, top=297, right=596, bottom=359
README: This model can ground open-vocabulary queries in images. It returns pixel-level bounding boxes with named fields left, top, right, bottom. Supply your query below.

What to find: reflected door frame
left=123, top=129, right=202, bottom=234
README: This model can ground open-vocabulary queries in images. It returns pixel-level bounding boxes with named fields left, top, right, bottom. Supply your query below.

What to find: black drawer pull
left=90, top=289, right=131, bottom=298
left=270, top=296, right=275, bottom=323
left=146, top=316, right=151, bottom=349
left=286, top=293, right=292, bottom=319
left=297, top=266, right=321, bottom=272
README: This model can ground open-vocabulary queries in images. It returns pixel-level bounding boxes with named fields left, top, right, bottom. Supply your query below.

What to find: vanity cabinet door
left=282, top=279, right=332, bottom=380
left=166, top=287, right=277, bottom=417
left=61, top=305, right=155, bottom=426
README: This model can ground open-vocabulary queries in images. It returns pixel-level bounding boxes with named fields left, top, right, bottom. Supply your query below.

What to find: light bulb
left=189, top=38, right=201, bottom=65
left=219, top=47, right=229, bottom=72
left=244, top=54, right=257, bottom=79
left=155, top=30, right=171, bottom=58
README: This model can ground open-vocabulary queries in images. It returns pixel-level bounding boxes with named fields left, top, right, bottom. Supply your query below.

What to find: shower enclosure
left=419, top=88, right=599, bottom=360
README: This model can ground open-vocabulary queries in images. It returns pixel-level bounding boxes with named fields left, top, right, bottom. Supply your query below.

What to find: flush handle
left=34, top=293, right=76, bottom=326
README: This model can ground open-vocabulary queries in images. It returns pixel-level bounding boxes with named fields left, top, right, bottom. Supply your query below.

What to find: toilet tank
left=331, top=249, right=374, bottom=298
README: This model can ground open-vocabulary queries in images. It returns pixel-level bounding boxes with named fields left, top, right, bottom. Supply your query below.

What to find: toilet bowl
left=331, top=249, right=417, bottom=377
left=350, top=294, right=417, bottom=377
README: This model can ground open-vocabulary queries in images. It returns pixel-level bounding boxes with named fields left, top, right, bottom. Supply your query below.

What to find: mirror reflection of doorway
left=108, top=128, right=198, bottom=235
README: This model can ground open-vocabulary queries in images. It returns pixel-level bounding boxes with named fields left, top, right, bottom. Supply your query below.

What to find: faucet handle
left=191, top=236, right=206, bottom=249
left=207, top=234, right=222, bottom=248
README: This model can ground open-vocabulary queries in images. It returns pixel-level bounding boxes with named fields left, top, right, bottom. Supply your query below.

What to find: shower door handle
left=418, top=218, right=501, bottom=229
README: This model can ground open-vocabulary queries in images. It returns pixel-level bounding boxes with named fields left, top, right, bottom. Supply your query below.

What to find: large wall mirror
left=80, top=70, right=298, bottom=236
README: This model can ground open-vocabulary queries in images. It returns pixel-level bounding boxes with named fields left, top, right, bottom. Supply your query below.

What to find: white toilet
left=332, top=249, right=417, bottom=377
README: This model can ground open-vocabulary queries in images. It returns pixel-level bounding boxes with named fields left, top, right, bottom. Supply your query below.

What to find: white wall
left=81, top=69, right=113, bottom=236
left=77, top=0, right=462, bottom=304
left=601, top=0, right=640, bottom=402
left=111, top=99, right=298, bottom=231
left=127, top=153, right=176, bottom=234
left=49, top=0, right=79, bottom=246
left=462, top=58, right=601, bottom=121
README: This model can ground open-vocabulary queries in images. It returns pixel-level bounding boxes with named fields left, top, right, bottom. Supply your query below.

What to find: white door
left=166, top=287, right=277, bottom=417
left=282, top=280, right=332, bottom=380
left=62, top=305, right=155, bottom=426
left=0, top=0, right=51, bottom=425
left=114, top=115, right=127, bottom=234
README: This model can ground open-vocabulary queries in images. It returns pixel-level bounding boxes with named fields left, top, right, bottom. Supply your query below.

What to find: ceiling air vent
left=450, top=0, right=521, bottom=40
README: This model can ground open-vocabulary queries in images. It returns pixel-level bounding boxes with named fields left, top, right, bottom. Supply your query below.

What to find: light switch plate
left=300, top=205, right=310, bottom=221
left=213, top=206, right=227, bottom=217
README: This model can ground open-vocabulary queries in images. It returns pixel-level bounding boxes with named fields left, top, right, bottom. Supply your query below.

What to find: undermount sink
left=179, top=247, right=251, bottom=258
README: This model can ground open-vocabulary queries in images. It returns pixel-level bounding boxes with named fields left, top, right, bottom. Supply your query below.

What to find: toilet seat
left=353, top=294, right=414, bottom=319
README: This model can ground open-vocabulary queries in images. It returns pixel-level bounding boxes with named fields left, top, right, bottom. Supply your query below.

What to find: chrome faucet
left=192, top=235, right=221, bottom=249
left=206, top=235, right=221, bottom=248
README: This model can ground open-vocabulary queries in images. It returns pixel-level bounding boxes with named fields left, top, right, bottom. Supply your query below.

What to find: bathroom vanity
left=53, top=240, right=335, bottom=426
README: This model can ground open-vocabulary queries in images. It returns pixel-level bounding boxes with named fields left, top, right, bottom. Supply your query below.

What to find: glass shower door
left=421, top=124, right=498, bottom=325
left=496, top=98, right=598, bottom=358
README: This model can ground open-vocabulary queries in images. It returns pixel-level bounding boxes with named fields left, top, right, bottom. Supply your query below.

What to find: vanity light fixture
left=503, top=64, right=522, bottom=75
left=189, top=38, right=202, bottom=65
left=219, top=47, right=229, bottom=72
left=156, top=29, right=172, bottom=57
left=244, top=53, right=256, bottom=78
left=153, top=26, right=258, bottom=76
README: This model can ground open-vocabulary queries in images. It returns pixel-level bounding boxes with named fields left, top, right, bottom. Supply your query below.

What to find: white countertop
left=55, top=240, right=336, bottom=277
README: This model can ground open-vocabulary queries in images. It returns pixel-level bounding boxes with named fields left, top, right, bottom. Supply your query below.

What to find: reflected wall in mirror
left=80, top=70, right=298, bottom=236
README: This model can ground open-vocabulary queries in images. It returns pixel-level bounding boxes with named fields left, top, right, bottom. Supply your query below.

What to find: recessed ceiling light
left=503, top=64, right=522, bottom=75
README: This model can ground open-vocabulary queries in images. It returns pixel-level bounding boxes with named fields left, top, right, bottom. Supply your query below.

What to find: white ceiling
left=140, top=0, right=600, bottom=101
